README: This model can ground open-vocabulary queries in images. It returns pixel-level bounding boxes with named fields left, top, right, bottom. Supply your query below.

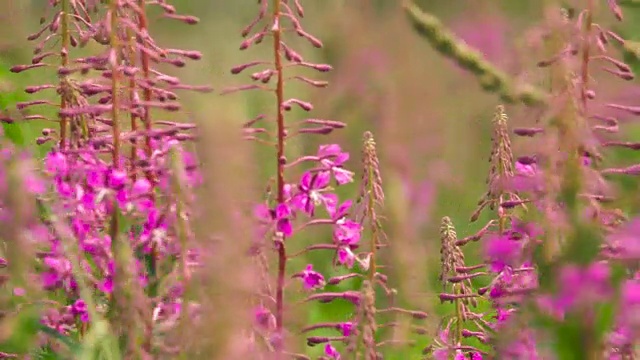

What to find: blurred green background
left=3, top=1, right=640, bottom=358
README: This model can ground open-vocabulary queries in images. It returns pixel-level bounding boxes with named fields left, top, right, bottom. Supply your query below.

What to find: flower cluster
left=8, top=0, right=207, bottom=356
left=428, top=2, right=640, bottom=358
left=5, top=0, right=640, bottom=359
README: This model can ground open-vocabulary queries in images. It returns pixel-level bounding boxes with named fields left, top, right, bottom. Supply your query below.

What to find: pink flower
left=337, top=322, right=354, bottom=336
left=318, top=144, right=354, bottom=185
left=254, top=305, right=275, bottom=331
left=274, top=203, right=293, bottom=236
left=254, top=203, right=294, bottom=237
left=299, top=264, right=325, bottom=290
left=291, top=171, right=336, bottom=216
left=337, top=247, right=355, bottom=268
left=484, top=234, right=522, bottom=272
left=324, top=344, right=341, bottom=359
left=330, top=200, right=362, bottom=246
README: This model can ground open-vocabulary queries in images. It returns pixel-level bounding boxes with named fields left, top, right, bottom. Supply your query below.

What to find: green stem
left=403, top=2, right=548, bottom=106
left=366, top=158, right=377, bottom=282
left=453, top=285, right=463, bottom=349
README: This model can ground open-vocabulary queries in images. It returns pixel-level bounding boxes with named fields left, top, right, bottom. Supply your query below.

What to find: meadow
left=2, top=1, right=640, bottom=359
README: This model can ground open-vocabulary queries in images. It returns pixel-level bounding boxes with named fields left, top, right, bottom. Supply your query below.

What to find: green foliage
left=0, top=304, right=43, bottom=354
left=38, top=324, right=82, bottom=355
left=0, top=60, right=26, bottom=146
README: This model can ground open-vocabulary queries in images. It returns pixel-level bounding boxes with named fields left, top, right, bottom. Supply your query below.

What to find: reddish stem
left=107, top=0, right=121, bottom=324
left=136, top=0, right=158, bottom=334
left=127, top=32, right=139, bottom=180
left=137, top=0, right=155, bottom=181
left=110, top=3, right=121, bottom=165
left=580, top=0, right=594, bottom=112
left=59, top=0, right=70, bottom=149
left=272, top=0, right=287, bottom=348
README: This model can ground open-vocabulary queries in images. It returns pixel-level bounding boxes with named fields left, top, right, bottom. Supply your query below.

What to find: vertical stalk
left=135, top=0, right=158, bottom=291
left=580, top=6, right=597, bottom=353
left=366, top=156, right=377, bottom=281
left=272, top=0, right=287, bottom=345
left=59, top=0, right=70, bottom=148
left=136, top=0, right=153, bottom=163
left=453, top=284, right=463, bottom=349
left=108, top=0, right=121, bottom=316
left=169, top=147, right=191, bottom=359
left=540, top=0, right=579, bottom=259
left=126, top=27, right=138, bottom=180
left=363, top=136, right=379, bottom=359
left=580, top=0, right=594, bottom=112
left=109, top=2, right=121, bottom=166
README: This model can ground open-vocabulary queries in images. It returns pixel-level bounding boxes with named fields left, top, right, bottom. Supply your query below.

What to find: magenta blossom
left=617, top=279, right=640, bottom=333
left=291, top=170, right=336, bottom=216
left=274, top=203, right=293, bottom=236
left=71, top=299, right=89, bottom=323
left=324, top=343, right=341, bottom=359
left=318, top=144, right=354, bottom=185
left=607, top=217, right=640, bottom=260
left=337, top=322, right=354, bottom=336
left=538, top=262, right=612, bottom=319
left=330, top=200, right=362, bottom=246
left=254, top=305, right=275, bottom=331
left=298, top=264, right=325, bottom=290
left=337, top=247, right=356, bottom=268
left=484, top=233, right=522, bottom=272
left=254, top=202, right=293, bottom=237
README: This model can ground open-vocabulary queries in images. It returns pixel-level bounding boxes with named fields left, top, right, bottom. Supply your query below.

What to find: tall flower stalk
left=59, top=0, right=71, bottom=147
left=230, top=1, right=409, bottom=357
left=272, top=0, right=288, bottom=336
left=10, top=0, right=209, bottom=356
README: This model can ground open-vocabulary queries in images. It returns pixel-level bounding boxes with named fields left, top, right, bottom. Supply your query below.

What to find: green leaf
left=593, top=302, right=616, bottom=340
left=0, top=64, right=26, bottom=146
left=2, top=122, right=26, bottom=147
left=533, top=244, right=555, bottom=290
left=38, top=324, right=82, bottom=355
left=619, top=0, right=640, bottom=7
left=553, top=318, right=587, bottom=360
left=77, top=320, right=121, bottom=360
left=32, top=345, right=66, bottom=360
left=621, top=40, right=640, bottom=78
left=563, top=223, right=601, bottom=265
left=0, top=305, right=42, bottom=354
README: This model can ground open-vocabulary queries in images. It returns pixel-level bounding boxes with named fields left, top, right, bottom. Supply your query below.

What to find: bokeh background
left=2, top=1, right=640, bottom=358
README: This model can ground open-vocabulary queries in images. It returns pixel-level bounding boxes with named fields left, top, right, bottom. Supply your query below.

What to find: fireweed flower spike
left=330, top=133, right=427, bottom=359
left=433, top=106, right=540, bottom=359
left=5, top=0, right=640, bottom=358
left=495, top=3, right=638, bottom=358
left=12, top=0, right=208, bottom=356
left=232, top=0, right=358, bottom=355
left=296, top=133, right=428, bottom=359
left=471, top=105, right=525, bottom=223
left=428, top=217, right=485, bottom=360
